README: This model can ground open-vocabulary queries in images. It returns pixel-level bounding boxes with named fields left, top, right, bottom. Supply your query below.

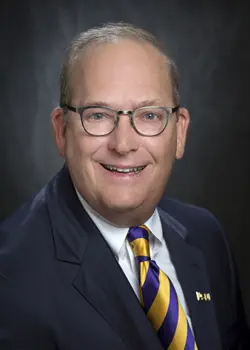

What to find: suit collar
left=158, top=207, right=188, bottom=240
left=46, top=165, right=90, bottom=264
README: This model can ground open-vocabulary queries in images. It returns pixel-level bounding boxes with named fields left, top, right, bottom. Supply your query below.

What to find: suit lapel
left=159, top=208, right=222, bottom=350
left=47, top=166, right=163, bottom=350
left=72, top=221, right=164, bottom=350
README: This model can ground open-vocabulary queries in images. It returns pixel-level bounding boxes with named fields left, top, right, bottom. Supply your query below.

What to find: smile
left=101, top=164, right=146, bottom=174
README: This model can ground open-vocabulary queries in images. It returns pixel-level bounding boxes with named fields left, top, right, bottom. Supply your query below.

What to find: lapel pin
left=196, top=291, right=211, bottom=301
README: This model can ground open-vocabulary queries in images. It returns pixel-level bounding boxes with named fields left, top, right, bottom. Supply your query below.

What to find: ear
left=175, top=107, right=190, bottom=159
left=51, top=107, right=66, bottom=157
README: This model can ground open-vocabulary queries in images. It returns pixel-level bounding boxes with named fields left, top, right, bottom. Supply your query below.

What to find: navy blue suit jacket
left=0, top=166, right=249, bottom=349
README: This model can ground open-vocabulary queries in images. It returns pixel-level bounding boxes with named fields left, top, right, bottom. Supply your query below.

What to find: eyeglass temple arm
left=173, top=106, right=180, bottom=121
left=62, top=105, right=77, bottom=113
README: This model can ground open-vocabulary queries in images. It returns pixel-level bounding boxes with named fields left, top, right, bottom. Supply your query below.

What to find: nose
left=107, top=113, right=139, bottom=155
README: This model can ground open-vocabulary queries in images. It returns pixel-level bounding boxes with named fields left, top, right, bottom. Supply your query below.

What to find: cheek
left=64, top=128, right=104, bottom=174
left=63, top=125, right=92, bottom=170
left=150, top=132, right=177, bottom=165
left=64, top=130, right=96, bottom=192
left=64, top=130, right=84, bottom=162
left=150, top=136, right=177, bottom=188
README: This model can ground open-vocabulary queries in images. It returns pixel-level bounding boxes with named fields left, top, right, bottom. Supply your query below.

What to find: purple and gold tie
left=128, top=225, right=198, bottom=350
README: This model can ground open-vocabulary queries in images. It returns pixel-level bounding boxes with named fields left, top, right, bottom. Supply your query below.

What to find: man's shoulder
left=0, top=186, right=49, bottom=233
left=0, top=181, right=61, bottom=285
left=159, top=197, right=233, bottom=284
left=158, top=196, right=223, bottom=240
left=0, top=185, right=52, bottom=264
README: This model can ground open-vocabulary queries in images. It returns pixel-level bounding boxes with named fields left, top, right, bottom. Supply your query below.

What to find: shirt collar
left=75, top=188, right=163, bottom=257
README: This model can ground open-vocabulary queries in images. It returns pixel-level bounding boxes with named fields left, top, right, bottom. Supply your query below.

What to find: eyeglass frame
left=62, top=104, right=180, bottom=137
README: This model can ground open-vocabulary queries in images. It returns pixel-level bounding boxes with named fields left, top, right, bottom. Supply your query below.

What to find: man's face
left=53, top=39, right=189, bottom=226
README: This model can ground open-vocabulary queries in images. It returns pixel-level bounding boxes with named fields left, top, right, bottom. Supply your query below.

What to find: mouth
left=101, top=164, right=146, bottom=175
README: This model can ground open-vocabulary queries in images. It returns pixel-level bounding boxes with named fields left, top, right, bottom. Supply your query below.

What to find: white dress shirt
left=76, top=190, right=192, bottom=329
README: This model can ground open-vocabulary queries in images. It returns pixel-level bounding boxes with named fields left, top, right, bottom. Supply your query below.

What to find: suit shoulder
left=0, top=186, right=49, bottom=232
left=159, top=197, right=235, bottom=288
left=0, top=185, right=52, bottom=268
left=158, top=196, right=223, bottom=238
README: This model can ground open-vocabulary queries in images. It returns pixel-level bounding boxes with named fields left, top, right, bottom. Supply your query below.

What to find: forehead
left=71, top=39, right=172, bottom=106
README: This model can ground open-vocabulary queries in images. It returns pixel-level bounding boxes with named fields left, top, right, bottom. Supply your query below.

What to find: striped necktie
left=127, top=225, right=198, bottom=350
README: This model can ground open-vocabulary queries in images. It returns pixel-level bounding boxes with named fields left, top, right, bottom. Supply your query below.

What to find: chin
left=102, top=196, right=143, bottom=213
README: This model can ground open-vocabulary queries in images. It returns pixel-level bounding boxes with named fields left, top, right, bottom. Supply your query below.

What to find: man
left=0, top=22, right=249, bottom=350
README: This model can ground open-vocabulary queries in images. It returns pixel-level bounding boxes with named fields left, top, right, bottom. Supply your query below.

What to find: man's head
left=52, top=22, right=190, bottom=227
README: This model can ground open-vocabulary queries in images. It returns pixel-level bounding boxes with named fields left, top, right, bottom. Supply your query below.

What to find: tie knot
left=127, top=225, right=150, bottom=261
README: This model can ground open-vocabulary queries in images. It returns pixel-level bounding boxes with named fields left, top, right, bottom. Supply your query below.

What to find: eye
left=83, top=109, right=115, bottom=122
left=89, top=112, right=105, bottom=120
left=143, top=112, right=159, bottom=120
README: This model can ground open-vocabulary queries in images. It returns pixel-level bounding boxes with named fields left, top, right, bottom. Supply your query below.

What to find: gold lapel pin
left=196, top=291, right=211, bottom=301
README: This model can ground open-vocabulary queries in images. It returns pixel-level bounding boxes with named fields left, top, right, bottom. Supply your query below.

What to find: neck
left=97, top=206, right=155, bottom=228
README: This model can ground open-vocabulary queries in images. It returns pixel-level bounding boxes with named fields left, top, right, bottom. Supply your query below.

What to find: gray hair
left=60, top=22, right=180, bottom=107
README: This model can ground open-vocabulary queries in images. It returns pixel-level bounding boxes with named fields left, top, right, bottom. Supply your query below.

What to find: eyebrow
left=81, top=99, right=164, bottom=109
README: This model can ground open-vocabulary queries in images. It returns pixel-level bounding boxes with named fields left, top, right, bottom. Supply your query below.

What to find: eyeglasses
left=62, top=104, right=179, bottom=137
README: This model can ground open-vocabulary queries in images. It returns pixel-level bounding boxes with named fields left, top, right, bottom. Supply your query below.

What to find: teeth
left=103, top=164, right=145, bottom=173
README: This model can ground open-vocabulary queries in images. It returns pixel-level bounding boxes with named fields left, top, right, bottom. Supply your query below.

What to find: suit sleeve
left=0, top=273, right=58, bottom=350
left=0, top=228, right=58, bottom=350
left=232, top=264, right=250, bottom=350
left=211, top=215, right=250, bottom=350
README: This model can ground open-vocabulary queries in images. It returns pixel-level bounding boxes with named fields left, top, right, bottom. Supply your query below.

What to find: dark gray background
left=1, top=0, right=250, bottom=320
